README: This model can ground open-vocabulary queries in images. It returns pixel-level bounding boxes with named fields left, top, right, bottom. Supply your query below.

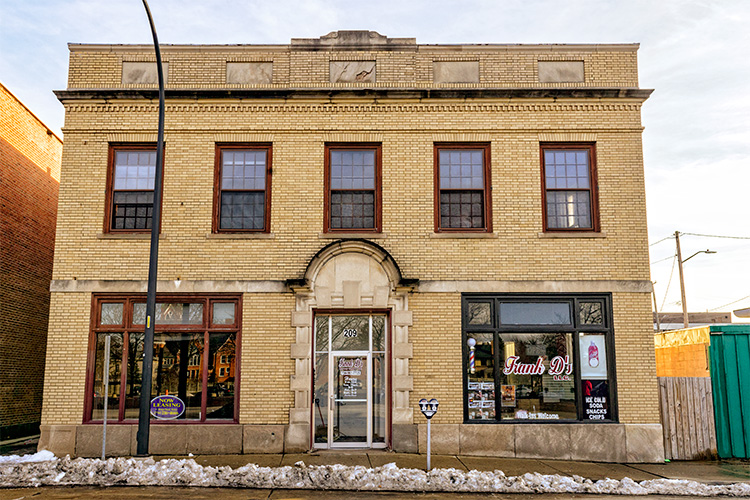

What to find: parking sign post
left=418, top=398, right=439, bottom=470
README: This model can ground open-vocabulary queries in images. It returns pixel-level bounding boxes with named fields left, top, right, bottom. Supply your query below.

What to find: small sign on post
left=418, top=398, right=439, bottom=470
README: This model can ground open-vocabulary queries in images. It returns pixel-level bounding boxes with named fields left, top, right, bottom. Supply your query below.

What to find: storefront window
left=87, top=295, right=240, bottom=423
left=463, top=295, right=615, bottom=422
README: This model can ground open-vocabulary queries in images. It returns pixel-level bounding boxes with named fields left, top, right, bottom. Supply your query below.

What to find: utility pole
left=675, top=231, right=689, bottom=328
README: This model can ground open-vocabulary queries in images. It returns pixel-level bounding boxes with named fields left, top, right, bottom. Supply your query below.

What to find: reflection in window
left=331, top=315, right=369, bottom=351
left=206, top=333, right=236, bottom=419
left=542, top=145, right=596, bottom=230
left=212, top=302, right=235, bottom=325
left=437, top=147, right=488, bottom=230
left=463, top=295, right=614, bottom=422
left=499, top=333, right=575, bottom=420
left=499, top=302, right=571, bottom=325
left=326, top=145, right=380, bottom=232
left=92, top=334, right=123, bottom=421
left=579, top=302, right=603, bottom=325
left=468, top=302, right=492, bottom=326
left=100, top=303, right=124, bottom=325
left=466, top=333, right=495, bottom=420
left=152, top=333, right=204, bottom=419
left=88, top=296, right=240, bottom=423
left=133, top=302, right=204, bottom=325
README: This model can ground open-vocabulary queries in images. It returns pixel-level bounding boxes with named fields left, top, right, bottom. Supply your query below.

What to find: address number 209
left=343, top=329, right=357, bottom=338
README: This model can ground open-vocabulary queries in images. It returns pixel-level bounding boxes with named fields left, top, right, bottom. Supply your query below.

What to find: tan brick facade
left=41, top=32, right=661, bottom=461
left=0, top=84, right=62, bottom=440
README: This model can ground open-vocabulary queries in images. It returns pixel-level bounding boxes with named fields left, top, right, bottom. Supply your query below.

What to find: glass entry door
left=314, top=314, right=387, bottom=448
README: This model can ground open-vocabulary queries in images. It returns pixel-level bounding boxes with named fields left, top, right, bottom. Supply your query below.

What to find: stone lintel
left=418, top=279, right=653, bottom=294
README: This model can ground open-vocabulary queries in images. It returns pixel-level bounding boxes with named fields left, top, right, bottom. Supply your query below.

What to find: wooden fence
left=658, top=377, right=718, bottom=460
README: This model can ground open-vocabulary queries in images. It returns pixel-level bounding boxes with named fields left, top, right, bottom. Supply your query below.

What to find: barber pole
left=467, top=337, right=476, bottom=374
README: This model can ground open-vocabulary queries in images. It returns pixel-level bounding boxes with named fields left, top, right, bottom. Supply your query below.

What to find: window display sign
left=337, top=357, right=365, bottom=399
left=500, top=385, right=516, bottom=407
left=579, top=334, right=607, bottom=379
left=582, top=380, right=610, bottom=420
left=150, top=395, right=185, bottom=420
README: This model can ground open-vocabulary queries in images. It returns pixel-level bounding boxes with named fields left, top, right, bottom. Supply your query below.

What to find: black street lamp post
left=136, top=0, right=166, bottom=457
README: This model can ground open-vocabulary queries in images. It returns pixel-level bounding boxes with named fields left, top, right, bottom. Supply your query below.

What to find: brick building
left=41, top=31, right=662, bottom=461
left=0, top=83, right=62, bottom=441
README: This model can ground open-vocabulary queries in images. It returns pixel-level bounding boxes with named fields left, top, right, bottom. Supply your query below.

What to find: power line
left=682, top=232, right=750, bottom=240
left=651, top=254, right=677, bottom=265
left=661, top=254, right=678, bottom=311
left=710, top=295, right=750, bottom=312
left=649, top=235, right=674, bottom=247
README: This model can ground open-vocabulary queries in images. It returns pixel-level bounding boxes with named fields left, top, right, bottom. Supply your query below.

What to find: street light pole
left=136, top=0, right=166, bottom=457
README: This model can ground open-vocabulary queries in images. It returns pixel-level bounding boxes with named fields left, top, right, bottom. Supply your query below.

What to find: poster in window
left=579, top=333, right=607, bottom=379
left=500, top=385, right=516, bottom=407
left=582, top=380, right=610, bottom=420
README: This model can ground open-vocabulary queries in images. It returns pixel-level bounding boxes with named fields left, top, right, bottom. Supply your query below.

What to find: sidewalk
left=160, top=450, right=750, bottom=485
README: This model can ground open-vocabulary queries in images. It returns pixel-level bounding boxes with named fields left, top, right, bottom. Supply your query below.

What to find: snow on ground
left=1, top=454, right=749, bottom=496
left=0, top=450, right=56, bottom=464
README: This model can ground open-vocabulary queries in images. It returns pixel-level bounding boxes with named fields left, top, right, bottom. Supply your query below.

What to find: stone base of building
left=40, top=423, right=664, bottom=463
left=406, top=423, right=664, bottom=463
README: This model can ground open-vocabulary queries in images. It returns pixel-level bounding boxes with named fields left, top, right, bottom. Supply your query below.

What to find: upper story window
left=214, top=144, right=272, bottom=233
left=434, top=143, right=492, bottom=232
left=106, top=144, right=160, bottom=233
left=541, top=143, right=599, bottom=232
left=324, top=144, right=382, bottom=233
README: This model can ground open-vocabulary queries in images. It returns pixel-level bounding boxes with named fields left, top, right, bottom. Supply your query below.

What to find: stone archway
left=285, top=240, right=416, bottom=451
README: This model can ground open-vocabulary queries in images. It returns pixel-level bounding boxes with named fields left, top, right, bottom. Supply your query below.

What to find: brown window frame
left=324, top=143, right=382, bottom=233
left=104, top=143, right=165, bottom=234
left=540, top=143, right=600, bottom=232
left=434, top=143, right=492, bottom=233
left=212, top=143, right=273, bottom=233
left=83, top=294, right=242, bottom=425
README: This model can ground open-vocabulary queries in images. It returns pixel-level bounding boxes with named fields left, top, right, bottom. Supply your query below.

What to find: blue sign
left=150, top=395, right=185, bottom=420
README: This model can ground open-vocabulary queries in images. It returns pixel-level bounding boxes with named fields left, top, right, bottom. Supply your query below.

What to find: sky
left=2, top=0, right=749, bottom=318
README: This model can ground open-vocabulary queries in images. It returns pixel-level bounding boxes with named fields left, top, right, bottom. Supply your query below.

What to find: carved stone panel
left=433, top=61, right=479, bottom=83
left=121, top=62, right=168, bottom=85
left=538, top=61, right=585, bottom=83
left=330, top=61, right=376, bottom=83
left=226, top=62, right=273, bottom=84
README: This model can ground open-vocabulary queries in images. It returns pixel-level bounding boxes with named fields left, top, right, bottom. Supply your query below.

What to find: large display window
left=462, top=294, right=615, bottom=423
left=85, top=294, right=241, bottom=423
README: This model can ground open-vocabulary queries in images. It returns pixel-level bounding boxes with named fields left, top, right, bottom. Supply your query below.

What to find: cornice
left=54, top=87, right=652, bottom=103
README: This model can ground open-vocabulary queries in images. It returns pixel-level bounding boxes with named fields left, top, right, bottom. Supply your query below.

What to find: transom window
left=462, top=294, right=614, bottom=423
left=541, top=143, right=599, bottom=231
left=214, top=144, right=272, bottom=232
left=106, top=144, right=160, bottom=232
left=86, top=295, right=240, bottom=424
left=325, top=144, right=381, bottom=232
left=435, top=143, right=492, bottom=232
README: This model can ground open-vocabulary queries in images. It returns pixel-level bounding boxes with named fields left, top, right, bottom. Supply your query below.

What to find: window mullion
left=201, top=330, right=209, bottom=422
left=119, top=330, right=128, bottom=422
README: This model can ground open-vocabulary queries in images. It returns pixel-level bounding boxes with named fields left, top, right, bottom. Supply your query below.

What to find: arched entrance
left=286, top=240, right=416, bottom=450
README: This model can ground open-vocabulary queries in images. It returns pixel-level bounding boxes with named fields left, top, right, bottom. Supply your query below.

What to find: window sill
left=537, top=231, right=607, bottom=239
left=97, top=233, right=163, bottom=240
left=430, top=232, right=498, bottom=239
left=206, top=232, right=275, bottom=240
left=318, top=232, right=387, bottom=239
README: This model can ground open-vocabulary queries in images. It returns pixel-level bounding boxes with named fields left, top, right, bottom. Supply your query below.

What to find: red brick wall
left=0, top=83, right=62, bottom=439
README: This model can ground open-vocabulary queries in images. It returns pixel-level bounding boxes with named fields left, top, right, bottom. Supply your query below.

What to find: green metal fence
left=709, top=325, right=750, bottom=459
